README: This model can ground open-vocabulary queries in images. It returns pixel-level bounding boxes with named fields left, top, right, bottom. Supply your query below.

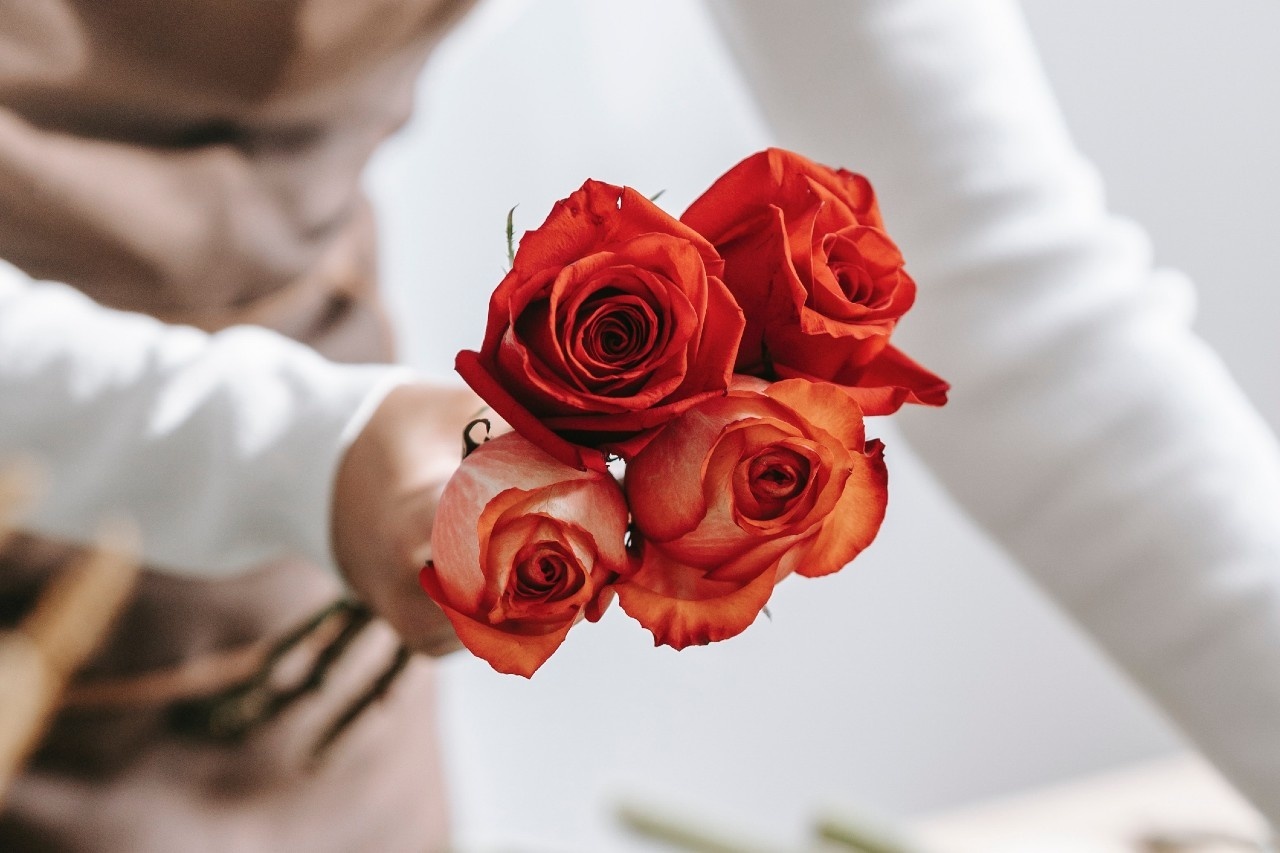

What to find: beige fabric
left=0, top=0, right=476, bottom=849
left=0, top=0, right=469, bottom=326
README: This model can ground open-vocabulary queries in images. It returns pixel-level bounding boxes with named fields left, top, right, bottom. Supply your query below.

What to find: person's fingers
left=332, top=380, right=492, bottom=657
left=367, top=539, right=463, bottom=656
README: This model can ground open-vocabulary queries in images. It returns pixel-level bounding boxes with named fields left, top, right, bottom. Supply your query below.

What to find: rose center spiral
left=833, top=259, right=877, bottom=305
left=577, top=291, right=657, bottom=370
left=514, top=543, right=579, bottom=601
left=748, top=448, right=811, bottom=505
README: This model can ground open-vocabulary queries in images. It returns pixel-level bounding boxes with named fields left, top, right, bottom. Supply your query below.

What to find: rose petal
left=614, top=542, right=784, bottom=649
left=763, top=379, right=866, bottom=449
left=483, top=514, right=590, bottom=623
left=773, top=345, right=949, bottom=416
left=501, top=478, right=630, bottom=575
left=691, top=420, right=824, bottom=566
left=514, top=181, right=722, bottom=279
left=434, top=484, right=537, bottom=613
left=679, top=268, right=747, bottom=397
left=584, top=579, right=619, bottom=624
left=419, top=564, right=574, bottom=677
left=624, top=403, right=724, bottom=543
left=803, top=168, right=883, bottom=231
left=455, top=348, right=607, bottom=471
left=788, top=439, right=888, bottom=578
left=543, top=386, right=729, bottom=460
left=731, top=437, right=829, bottom=530
left=683, top=148, right=882, bottom=240
left=809, top=227, right=916, bottom=324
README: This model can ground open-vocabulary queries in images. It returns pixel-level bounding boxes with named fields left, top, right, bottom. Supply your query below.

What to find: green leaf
left=506, top=205, right=518, bottom=268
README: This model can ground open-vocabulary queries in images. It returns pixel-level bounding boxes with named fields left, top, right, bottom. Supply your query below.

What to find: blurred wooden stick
left=0, top=458, right=42, bottom=553
left=0, top=463, right=140, bottom=803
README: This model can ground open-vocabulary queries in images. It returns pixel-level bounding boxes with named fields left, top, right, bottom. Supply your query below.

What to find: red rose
left=419, top=431, right=630, bottom=677
left=681, top=148, right=947, bottom=415
left=616, top=378, right=888, bottom=650
left=456, top=180, right=745, bottom=471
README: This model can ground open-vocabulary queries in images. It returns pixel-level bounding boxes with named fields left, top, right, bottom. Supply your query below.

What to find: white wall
left=365, top=1, right=1280, bottom=848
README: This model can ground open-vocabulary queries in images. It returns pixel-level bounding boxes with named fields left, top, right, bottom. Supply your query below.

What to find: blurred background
left=364, top=1, right=1280, bottom=848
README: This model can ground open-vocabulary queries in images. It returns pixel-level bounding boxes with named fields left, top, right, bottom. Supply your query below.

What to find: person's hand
left=331, top=380, right=482, bottom=656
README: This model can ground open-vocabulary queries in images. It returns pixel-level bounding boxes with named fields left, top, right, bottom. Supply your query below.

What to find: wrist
left=330, top=381, right=480, bottom=611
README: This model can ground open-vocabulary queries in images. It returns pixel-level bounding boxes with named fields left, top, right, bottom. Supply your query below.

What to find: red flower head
left=420, top=431, right=631, bottom=676
left=617, top=378, right=888, bottom=650
left=682, top=148, right=947, bottom=415
left=457, top=180, right=745, bottom=470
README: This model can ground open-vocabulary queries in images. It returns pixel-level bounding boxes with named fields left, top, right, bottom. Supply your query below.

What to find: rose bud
left=681, top=148, right=948, bottom=415
left=456, top=179, right=745, bottom=471
left=617, top=378, right=888, bottom=650
left=419, top=431, right=630, bottom=677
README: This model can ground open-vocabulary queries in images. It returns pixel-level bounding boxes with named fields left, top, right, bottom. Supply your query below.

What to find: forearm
left=706, top=0, right=1280, bottom=819
left=0, top=260, right=410, bottom=575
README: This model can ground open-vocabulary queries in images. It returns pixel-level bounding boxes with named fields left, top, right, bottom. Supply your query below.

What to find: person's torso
left=0, top=5, right=476, bottom=848
left=0, top=0, right=474, bottom=351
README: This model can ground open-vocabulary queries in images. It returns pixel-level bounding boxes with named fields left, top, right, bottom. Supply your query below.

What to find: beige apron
left=0, top=1, right=475, bottom=849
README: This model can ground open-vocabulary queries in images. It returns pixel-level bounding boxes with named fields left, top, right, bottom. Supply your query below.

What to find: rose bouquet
left=420, top=148, right=947, bottom=676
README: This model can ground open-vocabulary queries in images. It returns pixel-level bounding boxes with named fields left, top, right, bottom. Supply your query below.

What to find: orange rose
left=456, top=180, right=745, bottom=471
left=681, top=148, right=948, bottom=415
left=419, top=431, right=630, bottom=677
left=617, top=378, right=888, bottom=650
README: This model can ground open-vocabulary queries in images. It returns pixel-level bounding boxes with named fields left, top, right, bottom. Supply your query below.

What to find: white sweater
left=705, top=0, right=1280, bottom=824
left=0, top=261, right=409, bottom=574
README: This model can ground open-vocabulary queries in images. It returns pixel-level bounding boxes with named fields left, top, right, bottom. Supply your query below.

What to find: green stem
left=814, top=814, right=923, bottom=853
left=617, top=802, right=791, bottom=853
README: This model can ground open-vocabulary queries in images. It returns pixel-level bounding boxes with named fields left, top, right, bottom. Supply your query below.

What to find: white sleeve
left=704, top=0, right=1280, bottom=823
left=0, top=260, right=411, bottom=576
